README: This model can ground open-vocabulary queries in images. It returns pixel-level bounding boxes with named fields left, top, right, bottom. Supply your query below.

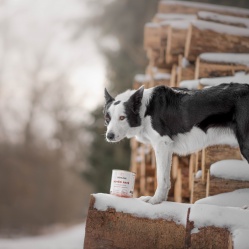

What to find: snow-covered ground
left=0, top=223, right=85, bottom=249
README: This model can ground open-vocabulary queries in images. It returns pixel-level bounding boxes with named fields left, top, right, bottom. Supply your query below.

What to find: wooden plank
left=170, top=64, right=177, bottom=87
left=191, top=176, right=207, bottom=203
left=185, top=21, right=249, bottom=62
left=174, top=167, right=182, bottom=203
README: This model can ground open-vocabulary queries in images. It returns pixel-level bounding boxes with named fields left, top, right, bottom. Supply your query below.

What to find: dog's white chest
left=172, top=127, right=238, bottom=155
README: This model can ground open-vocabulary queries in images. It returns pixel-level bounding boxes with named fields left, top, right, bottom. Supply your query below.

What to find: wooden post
left=206, top=170, right=210, bottom=197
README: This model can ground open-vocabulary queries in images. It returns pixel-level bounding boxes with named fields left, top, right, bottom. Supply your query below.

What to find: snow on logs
left=84, top=194, right=249, bottom=249
left=195, top=53, right=249, bottom=79
left=197, top=11, right=249, bottom=28
left=158, top=1, right=249, bottom=18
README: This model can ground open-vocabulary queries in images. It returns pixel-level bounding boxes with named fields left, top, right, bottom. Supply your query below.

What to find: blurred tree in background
left=85, top=0, right=249, bottom=193
left=0, top=0, right=92, bottom=235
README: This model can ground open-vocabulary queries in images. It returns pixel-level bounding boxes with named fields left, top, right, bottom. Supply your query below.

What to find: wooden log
left=84, top=195, right=188, bottom=249
left=158, top=1, right=249, bottom=18
left=146, top=48, right=167, bottom=69
left=201, top=145, right=241, bottom=182
left=166, top=24, right=189, bottom=65
left=144, top=23, right=161, bottom=49
left=206, top=175, right=249, bottom=197
left=198, top=11, right=249, bottom=28
left=191, top=175, right=206, bottom=203
left=176, top=55, right=195, bottom=86
left=185, top=21, right=249, bottom=62
left=190, top=226, right=232, bottom=249
left=195, top=53, right=249, bottom=79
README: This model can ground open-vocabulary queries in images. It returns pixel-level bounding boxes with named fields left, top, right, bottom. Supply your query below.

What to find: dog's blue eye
left=119, top=116, right=126, bottom=121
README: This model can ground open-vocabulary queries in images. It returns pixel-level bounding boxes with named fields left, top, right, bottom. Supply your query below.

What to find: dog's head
left=104, top=86, right=144, bottom=142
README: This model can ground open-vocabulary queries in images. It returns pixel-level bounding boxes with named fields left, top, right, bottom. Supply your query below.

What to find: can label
left=110, top=170, right=136, bottom=198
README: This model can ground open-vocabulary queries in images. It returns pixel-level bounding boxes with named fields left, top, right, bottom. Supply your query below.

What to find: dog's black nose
left=107, top=132, right=115, bottom=140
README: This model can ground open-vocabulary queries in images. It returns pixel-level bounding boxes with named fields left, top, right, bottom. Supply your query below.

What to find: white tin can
left=110, top=170, right=136, bottom=198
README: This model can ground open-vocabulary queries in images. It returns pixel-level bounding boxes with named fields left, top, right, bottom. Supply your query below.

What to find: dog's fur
left=104, top=83, right=249, bottom=204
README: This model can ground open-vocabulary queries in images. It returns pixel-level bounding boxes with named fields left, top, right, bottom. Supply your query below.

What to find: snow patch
left=155, top=13, right=196, bottom=21
left=190, top=204, right=249, bottom=232
left=0, top=223, right=85, bottom=249
left=160, top=1, right=249, bottom=16
left=179, top=79, right=199, bottom=90
left=210, top=160, right=249, bottom=181
left=195, top=189, right=249, bottom=207
left=160, top=20, right=191, bottom=29
left=93, top=193, right=190, bottom=226
left=192, top=20, right=249, bottom=37
left=198, top=11, right=249, bottom=28
left=233, top=229, right=249, bottom=249
left=200, top=53, right=249, bottom=66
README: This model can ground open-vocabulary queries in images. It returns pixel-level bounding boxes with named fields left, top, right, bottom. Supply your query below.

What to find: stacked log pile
left=130, top=0, right=249, bottom=204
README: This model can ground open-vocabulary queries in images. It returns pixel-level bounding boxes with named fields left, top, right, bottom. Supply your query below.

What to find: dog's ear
left=104, top=88, right=114, bottom=105
left=129, top=86, right=144, bottom=114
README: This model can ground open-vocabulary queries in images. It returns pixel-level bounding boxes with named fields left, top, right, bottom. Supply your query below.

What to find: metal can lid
left=112, top=169, right=136, bottom=175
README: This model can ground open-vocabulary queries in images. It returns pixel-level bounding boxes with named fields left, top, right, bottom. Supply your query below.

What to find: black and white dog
left=104, top=83, right=249, bottom=204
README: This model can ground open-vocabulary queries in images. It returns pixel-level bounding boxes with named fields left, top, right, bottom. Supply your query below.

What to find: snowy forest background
left=0, top=0, right=249, bottom=236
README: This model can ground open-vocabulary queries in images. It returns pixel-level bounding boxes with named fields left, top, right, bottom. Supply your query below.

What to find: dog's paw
left=139, top=195, right=164, bottom=205
left=139, top=196, right=152, bottom=202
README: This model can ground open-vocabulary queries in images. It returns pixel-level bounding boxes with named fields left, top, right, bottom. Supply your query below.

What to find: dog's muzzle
left=106, top=132, right=115, bottom=141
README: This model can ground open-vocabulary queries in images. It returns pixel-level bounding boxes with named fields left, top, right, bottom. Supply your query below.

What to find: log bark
left=195, top=56, right=249, bottom=79
left=207, top=175, right=249, bottom=197
left=166, top=26, right=188, bottom=65
left=144, top=23, right=161, bottom=49
left=185, top=21, right=249, bottom=62
left=190, top=226, right=232, bottom=249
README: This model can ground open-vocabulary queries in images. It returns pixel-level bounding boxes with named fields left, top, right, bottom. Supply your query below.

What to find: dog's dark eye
left=119, top=116, right=126, bottom=121
left=105, top=113, right=111, bottom=126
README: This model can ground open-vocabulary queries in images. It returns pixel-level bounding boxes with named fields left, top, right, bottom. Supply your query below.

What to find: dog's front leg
left=140, top=141, right=172, bottom=204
